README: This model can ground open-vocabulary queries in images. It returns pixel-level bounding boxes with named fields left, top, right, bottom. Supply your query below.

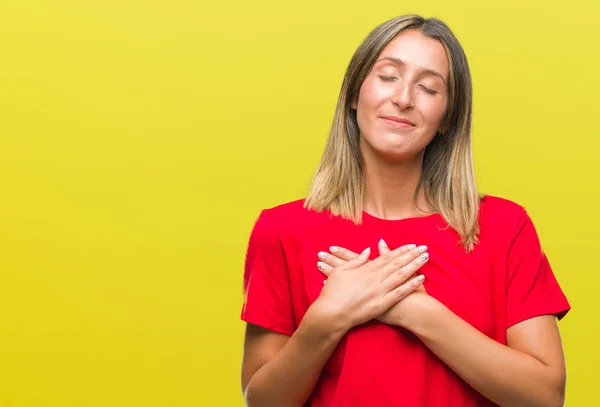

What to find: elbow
left=548, top=373, right=566, bottom=407
left=552, top=387, right=565, bottom=407
left=547, top=393, right=564, bottom=407
left=243, top=381, right=300, bottom=407
left=525, top=369, right=565, bottom=407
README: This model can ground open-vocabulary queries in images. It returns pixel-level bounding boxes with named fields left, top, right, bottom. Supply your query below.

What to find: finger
left=378, top=239, right=391, bottom=255
left=378, top=239, right=414, bottom=256
left=393, top=243, right=416, bottom=254
left=336, top=246, right=371, bottom=271
left=368, top=243, right=417, bottom=270
left=329, top=246, right=359, bottom=261
left=317, top=260, right=334, bottom=276
left=318, top=251, right=346, bottom=268
left=382, top=250, right=429, bottom=290
left=383, top=274, right=426, bottom=307
left=377, top=245, right=427, bottom=281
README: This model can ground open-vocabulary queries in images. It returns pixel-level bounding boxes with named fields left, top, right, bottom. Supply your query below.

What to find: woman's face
left=353, top=29, right=449, bottom=162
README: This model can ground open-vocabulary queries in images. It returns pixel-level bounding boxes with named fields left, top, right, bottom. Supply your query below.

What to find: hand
left=317, top=239, right=429, bottom=328
left=311, top=242, right=429, bottom=334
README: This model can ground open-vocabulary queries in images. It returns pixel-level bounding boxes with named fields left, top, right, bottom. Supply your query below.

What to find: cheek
left=357, top=79, right=389, bottom=113
left=421, top=98, right=448, bottom=128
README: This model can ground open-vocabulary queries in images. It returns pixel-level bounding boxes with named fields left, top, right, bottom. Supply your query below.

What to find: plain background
left=1, top=0, right=598, bottom=405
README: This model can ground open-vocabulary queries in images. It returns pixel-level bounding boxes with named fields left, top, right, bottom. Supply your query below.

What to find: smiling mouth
left=380, top=117, right=416, bottom=128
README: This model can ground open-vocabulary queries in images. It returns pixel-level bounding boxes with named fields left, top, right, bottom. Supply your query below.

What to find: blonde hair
left=304, top=14, right=480, bottom=251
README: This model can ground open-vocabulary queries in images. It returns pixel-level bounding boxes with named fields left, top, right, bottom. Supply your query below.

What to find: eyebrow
left=375, top=56, right=447, bottom=84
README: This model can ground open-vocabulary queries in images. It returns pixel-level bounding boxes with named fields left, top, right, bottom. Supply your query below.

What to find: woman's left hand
left=317, top=239, right=430, bottom=328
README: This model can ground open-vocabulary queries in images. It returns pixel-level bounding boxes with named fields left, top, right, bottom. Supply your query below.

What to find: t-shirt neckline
left=361, top=210, right=443, bottom=226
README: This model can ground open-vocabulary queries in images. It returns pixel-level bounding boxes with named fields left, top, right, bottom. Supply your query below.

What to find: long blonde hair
left=304, top=15, right=480, bottom=251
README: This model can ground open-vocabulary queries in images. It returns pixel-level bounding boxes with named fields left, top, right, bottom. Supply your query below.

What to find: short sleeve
left=240, top=210, right=295, bottom=336
left=506, top=210, right=570, bottom=328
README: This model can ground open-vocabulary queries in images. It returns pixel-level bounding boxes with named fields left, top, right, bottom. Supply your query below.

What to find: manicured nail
left=420, top=253, right=429, bottom=261
left=318, top=252, right=327, bottom=260
left=406, top=244, right=417, bottom=250
left=417, top=245, right=427, bottom=253
left=416, top=274, right=425, bottom=282
left=329, top=246, right=339, bottom=253
left=318, top=261, right=326, bottom=269
left=379, top=239, right=388, bottom=248
left=362, top=247, right=371, bottom=255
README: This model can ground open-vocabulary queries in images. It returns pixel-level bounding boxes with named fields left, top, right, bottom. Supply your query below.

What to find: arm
left=316, top=212, right=569, bottom=406
left=242, top=308, right=347, bottom=407
left=401, top=294, right=566, bottom=407
left=242, top=244, right=428, bottom=407
left=241, top=210, right=341, bottom=407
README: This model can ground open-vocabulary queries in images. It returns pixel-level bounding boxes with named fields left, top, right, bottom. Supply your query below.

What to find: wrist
left=301, top=299, right=351, bottom=341
left=399, top=294, right=440, bottom=332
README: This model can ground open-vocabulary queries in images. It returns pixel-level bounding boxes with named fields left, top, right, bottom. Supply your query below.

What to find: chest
left=286, top=219, right=507, bottom=339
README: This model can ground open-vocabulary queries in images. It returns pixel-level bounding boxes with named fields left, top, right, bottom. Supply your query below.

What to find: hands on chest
left=311, top=239, right=434, bottom=333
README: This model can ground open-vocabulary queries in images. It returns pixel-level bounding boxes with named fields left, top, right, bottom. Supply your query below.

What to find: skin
left=317, top=243, right=566, bottom=407
left=242, top=246, right=428, bottom=407
left=241, top=29, right=566, bottom=407
left=354, top=29, right=449, bottom=219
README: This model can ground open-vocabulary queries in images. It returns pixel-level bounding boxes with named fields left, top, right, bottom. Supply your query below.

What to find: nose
left=391, top=81, right=414, bottom=110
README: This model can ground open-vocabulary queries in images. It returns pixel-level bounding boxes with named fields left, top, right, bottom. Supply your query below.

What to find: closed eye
left=378, top=75, right=397, bottom=82
left=419, top=85, right=437, bottom=95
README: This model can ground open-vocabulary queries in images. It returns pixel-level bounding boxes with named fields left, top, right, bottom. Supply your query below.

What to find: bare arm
left=319, top=242, right=567, bottom=407
left=241, top=244, right=428, bottom=407
left=403, top=295, right=566, bottom=407
left=241, top=308, right=346, bottom=407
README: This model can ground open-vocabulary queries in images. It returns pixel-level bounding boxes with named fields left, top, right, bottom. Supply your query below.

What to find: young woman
left=240, top=14, right=570, bottom=407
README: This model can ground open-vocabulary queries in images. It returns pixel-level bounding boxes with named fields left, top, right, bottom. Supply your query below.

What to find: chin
left=361, top=134, right=426, bottom=162
left=373, top=146, right=420, bottom=163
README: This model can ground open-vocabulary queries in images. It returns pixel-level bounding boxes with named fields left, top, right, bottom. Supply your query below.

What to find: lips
left=380, top=116, right=416, bottom=127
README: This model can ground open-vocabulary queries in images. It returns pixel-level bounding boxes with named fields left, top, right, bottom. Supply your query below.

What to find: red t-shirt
left=241, top=195, right=570, bottom=407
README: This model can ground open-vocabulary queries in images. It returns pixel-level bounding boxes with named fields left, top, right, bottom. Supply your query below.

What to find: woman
left=240, top=14, right=570, bottom=407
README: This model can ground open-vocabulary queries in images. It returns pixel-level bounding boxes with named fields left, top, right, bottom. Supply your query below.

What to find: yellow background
left=1, top=0, right=598, bottom=405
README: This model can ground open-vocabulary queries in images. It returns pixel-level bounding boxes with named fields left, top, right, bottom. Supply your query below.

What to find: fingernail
left=416, top=274, right=425, bottom=282
left=379, top=239, right=388, bottom=248
left=420, top=253, right=429, bottom=261
left=406, top=244, right=417, bottom=250
left=318, top=252, right=327, bottom=260
left=361, top=247, right=371, bottom=255
left=330, top=246, right=339, bottom=253
left=318, top=261, right=326, bottom=269
left=417, top=245, right=427, bottom=253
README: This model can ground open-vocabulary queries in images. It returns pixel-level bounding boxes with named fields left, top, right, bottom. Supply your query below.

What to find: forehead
left=376, top=30, right=449, bottom=77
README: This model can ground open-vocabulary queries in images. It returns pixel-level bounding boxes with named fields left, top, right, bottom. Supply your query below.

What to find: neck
left=362, top=153, right=432, bottom=220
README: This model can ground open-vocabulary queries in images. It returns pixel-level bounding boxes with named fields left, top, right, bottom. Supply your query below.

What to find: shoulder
left=261, top=199, right=309, bottom=220
left=246, top=199, right=338, bottom=261
left=478, top=195, right=533, bottom=242
left=479, top=195, right=526, bottom=219
left=254, top=198, right=334, bottom=238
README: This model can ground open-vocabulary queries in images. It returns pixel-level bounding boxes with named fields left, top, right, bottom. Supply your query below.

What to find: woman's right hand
left=310, top=243, right=428, bottom=334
